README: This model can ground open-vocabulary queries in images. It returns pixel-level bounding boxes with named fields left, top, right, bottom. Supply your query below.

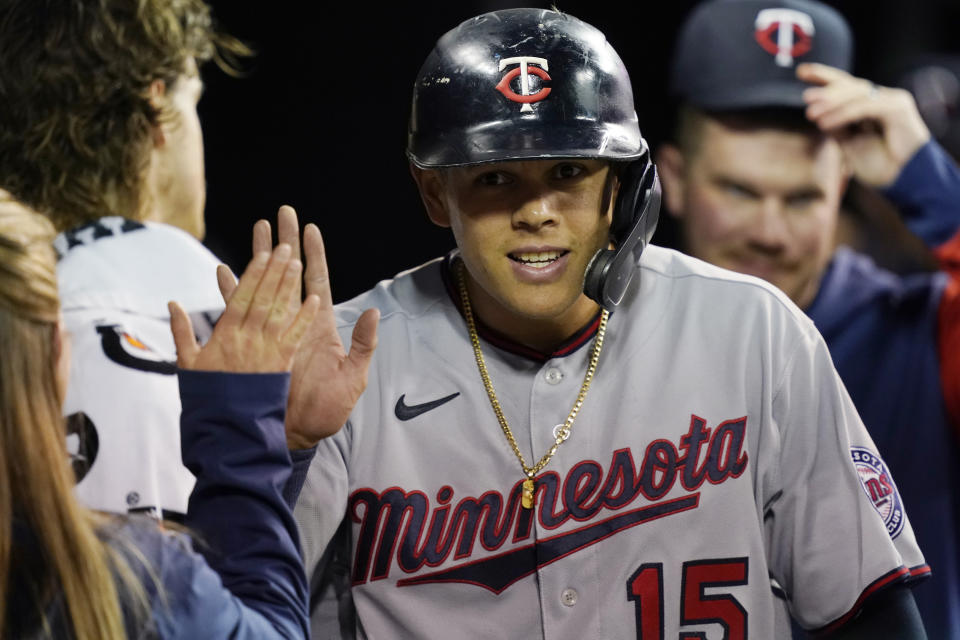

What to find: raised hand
left=799, top=62, right=931, bottom=187
left=222, top=206, right=380, bottom=449
left=169, top=243, right=319, bottom=374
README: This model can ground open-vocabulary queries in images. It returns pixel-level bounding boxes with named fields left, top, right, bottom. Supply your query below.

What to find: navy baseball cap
left=670, top=0, right=853, bottom=110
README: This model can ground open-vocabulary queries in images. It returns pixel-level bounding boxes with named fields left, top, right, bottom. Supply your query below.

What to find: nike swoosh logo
left=394, top=392, right=461, bottom=421
left=396, top=493, right=700, bottom=593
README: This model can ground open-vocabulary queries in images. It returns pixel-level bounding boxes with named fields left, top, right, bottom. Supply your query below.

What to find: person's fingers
left=168, top=301, right=201, bottom=368
left=246, top=243, right=292, bottom=329
left=283, top=293, right=321, bottom=350
left=803, top=78, right=873, bottom=117
left=277, top=205, right=301, bottom=259
left=253, top=218, right=272, bottom=255
left=796, top=62, right=852, bottom=86
left=222, top=249, right=270, bottom=328
left=303, top=223, right=333, bottom=309
left=809, top=94, right=886, bottom=133
left=265, top=257, right=303, bottom=335
left=346, top=307, right=380, bottom=374
left=217, top=264, right=238, bottom=304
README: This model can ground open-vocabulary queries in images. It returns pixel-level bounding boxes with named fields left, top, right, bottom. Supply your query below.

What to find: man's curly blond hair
left=0, top=0, right=248, bottom=231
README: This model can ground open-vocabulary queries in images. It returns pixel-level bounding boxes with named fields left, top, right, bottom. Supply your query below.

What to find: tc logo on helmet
left=754, top=8, right=815, bottom=67
left=495, top=56, right=552, bottom=112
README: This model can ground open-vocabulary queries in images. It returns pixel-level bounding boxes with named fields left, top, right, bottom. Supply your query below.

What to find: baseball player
left=290, top=8, right=929, bottom=638
left=657, top=1, right=960, bottom=635
left=0, top=1, right=246, bottom=520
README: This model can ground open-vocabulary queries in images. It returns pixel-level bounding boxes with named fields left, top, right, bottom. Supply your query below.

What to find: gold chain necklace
left=455, top=261, right=609, bottom=509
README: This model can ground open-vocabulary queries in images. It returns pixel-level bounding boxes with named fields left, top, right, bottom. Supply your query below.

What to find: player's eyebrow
left=713, top=176, right=762, bottom=198
left=785, top=186, right=825, bottom=200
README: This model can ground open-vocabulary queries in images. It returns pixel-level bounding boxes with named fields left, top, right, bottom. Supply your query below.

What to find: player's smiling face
left=414, top=158, right=613, bottom=348
left=660, top=115, right=846, bottom=309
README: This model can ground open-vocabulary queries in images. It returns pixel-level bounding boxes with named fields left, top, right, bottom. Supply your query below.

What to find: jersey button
left=544, top=367, right=564, bottom=385
left=560, top=588, right=578, bottom=607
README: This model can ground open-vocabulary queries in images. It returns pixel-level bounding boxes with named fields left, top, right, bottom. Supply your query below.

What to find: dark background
left=200, top=1, right=960, bottom=303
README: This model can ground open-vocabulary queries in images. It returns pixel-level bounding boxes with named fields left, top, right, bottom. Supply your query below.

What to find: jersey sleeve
left=64, top=310, right=195, bottom=519
left=151, top=369, right=308, bottom=639
left=882, top=140, right=960, bottom=250
left=762, top=323, right=929, bottom=632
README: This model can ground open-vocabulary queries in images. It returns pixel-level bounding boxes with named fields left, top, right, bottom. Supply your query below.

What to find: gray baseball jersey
left=295, top=245, right=928, bottom=639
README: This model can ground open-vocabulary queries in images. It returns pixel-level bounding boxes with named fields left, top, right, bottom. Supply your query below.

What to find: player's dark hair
left=0, top=0, right=250, bottom=231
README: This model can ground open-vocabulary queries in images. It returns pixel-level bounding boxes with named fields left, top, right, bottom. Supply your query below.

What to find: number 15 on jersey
left=627, top=557, right=748, bottom=640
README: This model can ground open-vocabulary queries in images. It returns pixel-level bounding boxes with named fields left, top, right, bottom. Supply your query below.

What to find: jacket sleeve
left=882, top=142, right=960, bottom=434
left=150, top=369, right=308, bottom=639
left=882, top=140, right=960, bottom=256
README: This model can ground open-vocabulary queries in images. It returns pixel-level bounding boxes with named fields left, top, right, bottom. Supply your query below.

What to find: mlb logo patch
left=851, top=447, right=905, bottom=539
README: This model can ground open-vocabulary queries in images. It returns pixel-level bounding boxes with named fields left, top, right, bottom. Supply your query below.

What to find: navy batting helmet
left=407, top=8, right=644, bottom=167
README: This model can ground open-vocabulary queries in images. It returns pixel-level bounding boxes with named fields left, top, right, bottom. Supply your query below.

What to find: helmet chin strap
left=583, top=162, right=661, bottom=311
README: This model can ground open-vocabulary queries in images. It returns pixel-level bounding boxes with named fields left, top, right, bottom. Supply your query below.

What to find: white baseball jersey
left=56, top=217, right=224, bottom=518
left=295, top=245, right=928, bottom=639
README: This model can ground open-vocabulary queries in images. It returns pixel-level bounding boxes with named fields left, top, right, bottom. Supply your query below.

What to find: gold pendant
left=521, top=478, right=535, bottom=509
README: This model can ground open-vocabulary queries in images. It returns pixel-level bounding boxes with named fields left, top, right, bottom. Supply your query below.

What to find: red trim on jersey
left=812, top=563, right=931, bottom=636
left=440, top=254, right=601, bottom=362
left=909, top=564, right=933, bottom=579
left=935, top=230, right=960, bottom=430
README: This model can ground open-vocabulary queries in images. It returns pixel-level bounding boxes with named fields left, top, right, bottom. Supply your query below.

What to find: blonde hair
left=0, top=0, right=250, bottom=231
left=0, top=193, right=143, bottom=638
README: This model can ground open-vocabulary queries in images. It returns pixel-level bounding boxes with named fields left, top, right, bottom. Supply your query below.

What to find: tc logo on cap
left=754, top=8, right=815, bottom=67
left=495, top=56, right=552, bottom=112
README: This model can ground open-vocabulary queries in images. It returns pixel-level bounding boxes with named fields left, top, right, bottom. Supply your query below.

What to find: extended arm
left=176, top=369, right=306, bottom=639
left=162, top=242, right=319, bottom=638
left=801, top=63, right=960, bottom=427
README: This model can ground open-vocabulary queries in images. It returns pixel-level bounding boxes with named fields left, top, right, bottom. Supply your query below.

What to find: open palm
left=221, top=206, right=379, bottom=449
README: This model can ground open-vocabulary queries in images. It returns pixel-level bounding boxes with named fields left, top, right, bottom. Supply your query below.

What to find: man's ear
left=655, top=144, right=688, bottom=219
left=147, top=79, right=167, bottom=147
left=409, top=163, right=451, bottom=228
left=600, top=168, right=620, bottom=222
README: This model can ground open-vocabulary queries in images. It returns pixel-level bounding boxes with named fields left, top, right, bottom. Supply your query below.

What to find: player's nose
left=746, top=198, right=790, bottom=254
left=512, top=195, right=558, bottom=231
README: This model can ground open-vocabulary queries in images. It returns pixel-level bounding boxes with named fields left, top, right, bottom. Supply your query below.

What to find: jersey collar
left=440, top=252, right=602, bottom=363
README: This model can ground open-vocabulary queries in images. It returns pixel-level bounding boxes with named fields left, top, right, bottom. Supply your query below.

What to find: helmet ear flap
left=611, top=156, right=656, bottom=240
left=583, top=248, right=616, bottom=305
left=584, top=155, right=662, bottom=310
